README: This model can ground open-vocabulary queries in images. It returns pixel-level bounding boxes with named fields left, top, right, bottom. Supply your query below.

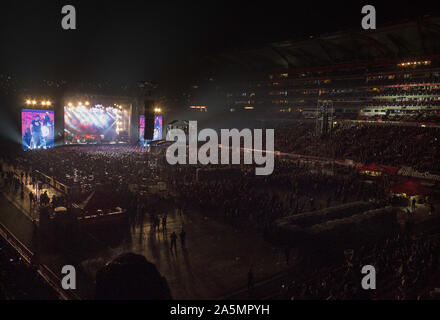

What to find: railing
left=0, top=222, right=80, bottom=300
left=34, top=170, right=70, bottom=195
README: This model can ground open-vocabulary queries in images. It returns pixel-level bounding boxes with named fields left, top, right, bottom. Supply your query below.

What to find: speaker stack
left=144, top=99, right=154, bottom=140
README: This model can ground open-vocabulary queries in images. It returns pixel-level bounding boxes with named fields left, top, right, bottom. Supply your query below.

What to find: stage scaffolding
left=315, top=99, right=334, bottom=137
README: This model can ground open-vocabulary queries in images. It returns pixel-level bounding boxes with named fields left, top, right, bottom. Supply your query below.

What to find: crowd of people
left=1, top=142, right=388, bottom=236
left=1, top=166, right=67, bottom=214
left=281, top=234, right=440, bottom=300
left=174, top=160, right=385, bottom=236
left=1, top=117, right=439, bottom=300
left=2, top=146, right=168, bottom=213
left=274, top=120, right=440, bottom=173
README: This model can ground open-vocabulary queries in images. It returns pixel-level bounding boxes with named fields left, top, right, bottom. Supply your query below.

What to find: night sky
left=1, top=1, right=438, bottom=83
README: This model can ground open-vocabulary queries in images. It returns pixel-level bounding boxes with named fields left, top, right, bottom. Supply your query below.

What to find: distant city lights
left=398, top=60, right=431, bottom=67
left=189, top=106, right=207, bottom=111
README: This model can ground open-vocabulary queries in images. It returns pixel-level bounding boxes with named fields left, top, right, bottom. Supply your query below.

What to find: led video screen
left=64, top=105, right=129, bottom=144
left=22, top=109, right=55, bottom=151
left=139, top=115, right=163, bottom=146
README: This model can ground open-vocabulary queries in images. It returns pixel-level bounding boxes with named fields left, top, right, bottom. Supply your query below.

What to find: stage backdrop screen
left=64, top=105, right=129, bottom=144
left=22, top=109, right=55, bottom=151
left=140, top=115, right=162, bottom=146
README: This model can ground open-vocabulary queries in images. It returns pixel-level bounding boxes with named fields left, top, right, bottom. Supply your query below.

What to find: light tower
left=315, top=99, right=334, bottom=137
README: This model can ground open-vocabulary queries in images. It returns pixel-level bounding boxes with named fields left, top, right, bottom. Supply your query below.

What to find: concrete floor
left=79, top=206, right=289, bottom=299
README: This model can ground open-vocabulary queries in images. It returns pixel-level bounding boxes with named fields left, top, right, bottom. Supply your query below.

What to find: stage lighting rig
left=25, top=98, right=52, bottom=107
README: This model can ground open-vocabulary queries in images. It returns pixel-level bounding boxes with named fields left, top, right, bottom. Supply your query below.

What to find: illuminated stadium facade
left=195, top=16, right=440, bottom=122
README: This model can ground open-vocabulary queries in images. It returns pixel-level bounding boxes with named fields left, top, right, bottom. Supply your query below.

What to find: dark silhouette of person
left=162, top=216, right=167, bottom=232
left=95, top=253, right=172, bottom=300
left=170, top=231, right=177, bottom=251
left=180, top=228, right=186, bottom=248
left=29, top=191, right=34, bottom=210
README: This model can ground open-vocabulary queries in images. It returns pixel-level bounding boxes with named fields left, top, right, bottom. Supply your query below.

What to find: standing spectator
left=170, top=232, right=177, bottom=252
left=180, top=228, right=186, bottom=248
left=29, top=191, right=34, bottom=211
left=162, top=215, right=167, bottom=232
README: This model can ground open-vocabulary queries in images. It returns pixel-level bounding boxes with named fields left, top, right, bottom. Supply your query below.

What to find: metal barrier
left=0, top=222, right=80, bottom=300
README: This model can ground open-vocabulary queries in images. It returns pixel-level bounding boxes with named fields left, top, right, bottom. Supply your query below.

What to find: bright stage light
left=46, top=101, right=52, bottom=106
left=41, top=101, right=46, bottom=106
left=25, top=99, right=31, bottom=105
left=68, top=102, right=73, bottom=107
left=85, top=101, right=90, bottom=106
left=32, top=100, right=37, bottom=105
left=154, top=107, right=162, bottom=113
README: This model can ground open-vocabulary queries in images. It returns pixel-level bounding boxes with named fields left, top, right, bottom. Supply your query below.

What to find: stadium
left=1, top=1, right=440, bottom=305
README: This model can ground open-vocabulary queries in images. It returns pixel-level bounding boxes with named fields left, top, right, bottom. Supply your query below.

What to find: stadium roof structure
left=202, top=16, right=440, bottom=74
